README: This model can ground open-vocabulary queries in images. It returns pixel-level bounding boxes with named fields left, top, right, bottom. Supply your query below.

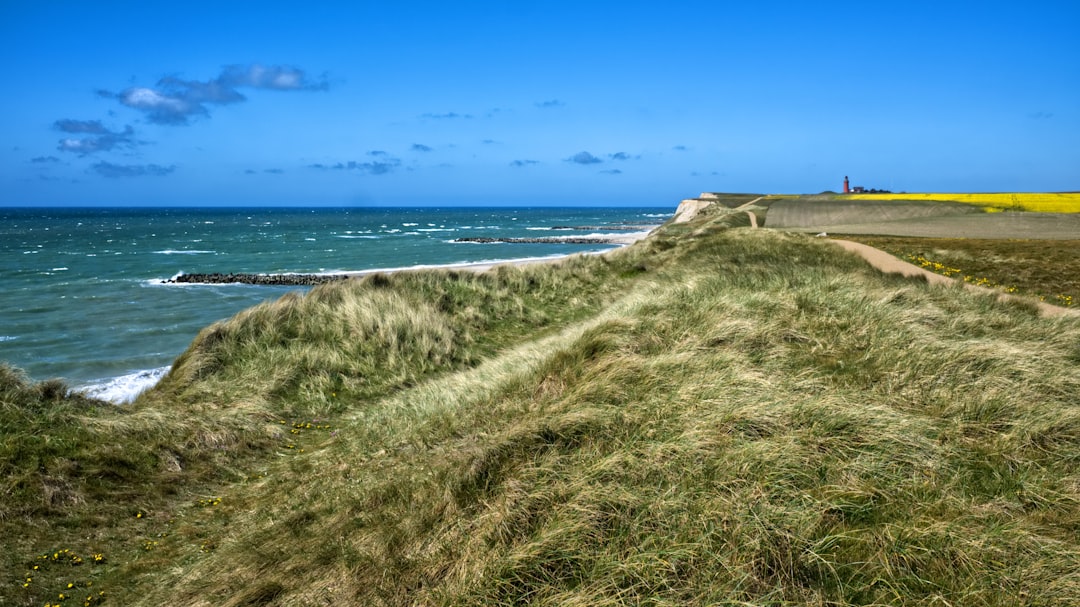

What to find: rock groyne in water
left=549, top=225, right=655, bottom=231
left=455, top=236, right=621, bottom=244
left=163, top=273, right=351, bottom=286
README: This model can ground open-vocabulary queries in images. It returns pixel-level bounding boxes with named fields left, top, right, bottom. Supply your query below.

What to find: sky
left=2, top=1, right=1078, bottom=207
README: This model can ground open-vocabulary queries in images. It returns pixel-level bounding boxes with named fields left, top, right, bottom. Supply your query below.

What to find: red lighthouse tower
left=843, top=176, right=850, bottom=194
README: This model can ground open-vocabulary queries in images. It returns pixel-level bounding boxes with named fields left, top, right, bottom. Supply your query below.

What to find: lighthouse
left=843, top=176, right=850, bottom=194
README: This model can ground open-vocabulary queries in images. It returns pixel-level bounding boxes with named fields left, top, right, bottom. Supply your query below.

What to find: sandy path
left=830, top=239, right=1078, bottom=318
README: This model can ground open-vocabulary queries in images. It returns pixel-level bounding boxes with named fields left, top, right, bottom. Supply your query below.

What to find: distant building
left=842, top=176, right=890, bottom=194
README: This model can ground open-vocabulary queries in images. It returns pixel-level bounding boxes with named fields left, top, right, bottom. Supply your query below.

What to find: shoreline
left=161, top=229, right=655, bottom=286
left=96, top=234, right=657, bottom=402
left=5, top=209, right=665, bottom=404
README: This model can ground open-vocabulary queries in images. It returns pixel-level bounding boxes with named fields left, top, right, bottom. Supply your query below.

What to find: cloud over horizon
left=421, top=112, right=473, bottom=120
left=55, top=120, right=136, bottom=155
left=510, top=159, right=539, bottom=167
left=104, top=64, right=327, bottom=125
left=91, top=161, right=175, bottom=178
left=308, top=158, right=402, bottom=175
left=565, top=151, right=603, bottom=165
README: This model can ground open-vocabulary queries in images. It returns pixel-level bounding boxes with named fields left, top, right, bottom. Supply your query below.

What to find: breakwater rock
left=550, top=225, right=654, bottom=231
left=163, top=272, right=351, bottom=286
left=455, top=236, right=619, bottom=244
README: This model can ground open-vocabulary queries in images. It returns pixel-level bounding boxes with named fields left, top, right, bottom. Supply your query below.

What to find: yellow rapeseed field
left=845, top=192, right=1080, bottom=213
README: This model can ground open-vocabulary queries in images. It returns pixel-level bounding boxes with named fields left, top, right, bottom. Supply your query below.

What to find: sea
left=1, top=206, right=670, bottom=403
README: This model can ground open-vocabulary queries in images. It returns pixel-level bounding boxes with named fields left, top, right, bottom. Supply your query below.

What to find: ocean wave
left=335, top=235, right=381, bottom=239
left=644, top=213, right=670, bottom=218
left=418, top=228, right=456, bottom=232
left=78, top=366, right=171, bottom=404
left=309, top=254, right=570, bottom=277
left=154, top=249, right=216, bottom=255
left=0, top=336, right=16, bottom=342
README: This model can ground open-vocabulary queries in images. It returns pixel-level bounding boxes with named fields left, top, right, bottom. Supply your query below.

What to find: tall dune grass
left=4, top=209, right=1079, bottom=605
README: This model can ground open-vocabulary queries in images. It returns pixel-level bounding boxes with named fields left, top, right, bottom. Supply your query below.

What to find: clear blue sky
left=2, top=1, right=1077, bottom=206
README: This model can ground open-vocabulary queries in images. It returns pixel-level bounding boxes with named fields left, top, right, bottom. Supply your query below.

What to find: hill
left=3, top=203, right=1079, bottom=605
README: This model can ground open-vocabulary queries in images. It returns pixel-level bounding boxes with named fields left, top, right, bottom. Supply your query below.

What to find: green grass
left=3, top=209, right=1079, bottom=605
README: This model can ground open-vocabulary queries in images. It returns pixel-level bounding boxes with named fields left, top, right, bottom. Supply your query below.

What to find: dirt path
left=735, top=196, right=765, bottom=210
left=829, top=239, right=1078, bottom=318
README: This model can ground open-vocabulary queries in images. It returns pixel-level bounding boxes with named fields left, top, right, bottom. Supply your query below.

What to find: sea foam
left=79, top=366, right=171, bottom=404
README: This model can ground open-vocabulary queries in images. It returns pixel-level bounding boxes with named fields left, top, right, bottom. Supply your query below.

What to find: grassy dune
left=4, top=206, right=1080, bottom=605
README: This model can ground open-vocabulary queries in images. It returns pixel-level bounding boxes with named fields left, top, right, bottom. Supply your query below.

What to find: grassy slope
left=837, top=236, right=1080, bottom=308
left=4, top=205, right=1080, bottom=605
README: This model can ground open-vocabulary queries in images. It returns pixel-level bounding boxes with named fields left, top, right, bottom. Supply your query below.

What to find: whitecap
left=153, top=250, right=216, bottom=255
left=0, top=336, right=16, bottom=342
left=78, top=366, right=171, bottom=404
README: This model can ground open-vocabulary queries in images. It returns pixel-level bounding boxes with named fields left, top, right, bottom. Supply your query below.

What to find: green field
left=4, top=206, right=1080, bottom=605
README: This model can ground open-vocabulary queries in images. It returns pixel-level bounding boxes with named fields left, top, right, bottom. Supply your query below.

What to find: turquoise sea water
left=1, top=206, right=669, bottom=401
